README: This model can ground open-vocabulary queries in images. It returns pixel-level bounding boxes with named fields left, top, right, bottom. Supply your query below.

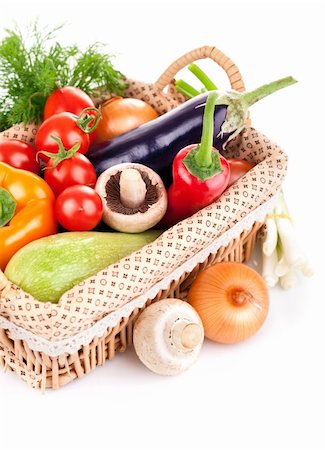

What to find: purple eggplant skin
left=87, top=92, right=228, bottom=186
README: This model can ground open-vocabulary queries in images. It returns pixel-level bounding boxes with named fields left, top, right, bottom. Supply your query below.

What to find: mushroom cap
left=95, top=163, right=167, bottom=233
left=133, top=298, right=204, bottom=376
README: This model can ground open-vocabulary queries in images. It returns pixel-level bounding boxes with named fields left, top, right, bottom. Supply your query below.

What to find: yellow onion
left=94, top=97, right=158, bottom=144
left=188, top=262, right=269, bottom=344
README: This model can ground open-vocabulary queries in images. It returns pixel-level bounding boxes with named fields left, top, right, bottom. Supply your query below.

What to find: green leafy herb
left=0, top=22, right=126, bottom=131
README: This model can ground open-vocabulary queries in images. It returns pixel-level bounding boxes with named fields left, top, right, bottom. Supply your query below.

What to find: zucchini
left=5, top=230, right=160, bottom=303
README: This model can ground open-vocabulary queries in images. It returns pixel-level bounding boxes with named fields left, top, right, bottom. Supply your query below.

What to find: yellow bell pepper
left=0, top=162, right=57, bottom=270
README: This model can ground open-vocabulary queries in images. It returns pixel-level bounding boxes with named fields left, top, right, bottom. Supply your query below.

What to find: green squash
left=5, top=231, right=161, bottom=304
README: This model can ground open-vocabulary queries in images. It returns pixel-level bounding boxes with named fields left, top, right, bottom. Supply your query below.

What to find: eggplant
left=88, top=77, right=297, bottom=186
left=88, top=93, right=228, bottom=186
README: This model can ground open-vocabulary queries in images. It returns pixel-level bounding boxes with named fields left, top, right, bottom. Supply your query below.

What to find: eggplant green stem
left=242, top=76, right=297, bottom=107
left=194, top=91, right=218, bottom=168
left=188, top=63, right=218, bottom=91
left=214, top=75, right=297, bottom=146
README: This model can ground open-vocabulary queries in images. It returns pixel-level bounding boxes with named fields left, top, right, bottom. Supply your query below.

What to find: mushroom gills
left=95, top=162, right=168, bottom=233
left=105, top=169, right=159, bottom=214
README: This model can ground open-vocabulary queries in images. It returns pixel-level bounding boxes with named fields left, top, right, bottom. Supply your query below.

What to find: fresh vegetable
left=173, top=79, right=201, bottom=99
left=94, top=97, right=158, bottom=144
left=88, top=76, right=297, bottom=186
left=188, top=262, right=269, bottom=344
left=261, top=190, right=314, bottom=289
left=279, top=268, right=297, bottom=290
left=36, top=109, right=100, bottom=162
left=227, top=158, right=254, bottom=186
left=43, top=137, right=97, bottom=196
left=187, top=63, right=218, bottom=90
left=0, top=23, right=125, bottom=130
left=0, top=162, right=57, bottom=270
left=44, top=87, right=98, bottom=144
left=44, top=86, right=95, bottom=120
left=0, top=139, right=39, bottom=174
left=95, top=163, right=167, bottom=233
left=5, top=230, right=161, bottom=303
left=262, top=214, right=278, bottom=257
left=262, top=247, right=279, bottom=288
left=175, top=63, right=218, bottom=97
left=162, top=92, right=230, bottom=227
left=133, top=299, right=204, bottom=376
left=55, top=185, right=103, bottom=231
left=89, top=92, right=227, bottom=186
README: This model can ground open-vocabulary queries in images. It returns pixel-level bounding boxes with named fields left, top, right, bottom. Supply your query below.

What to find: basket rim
left=0, top=125, right=288, bottom=343
left=0, top=195, right=276, bottom=357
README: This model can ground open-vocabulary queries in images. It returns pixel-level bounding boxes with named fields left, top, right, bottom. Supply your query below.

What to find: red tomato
left=45, top=153, right=97, bottom=197
left=35, top=112, right=90, bottom=162
left=227, top=158, right=254, bottom=187
left=0, top=140, right=40, bottom=174
left=44, top=87, right=98, bottom=144
left=44, top=86, right=95, bottom=119
left=55, top=186, right=103, bottom=231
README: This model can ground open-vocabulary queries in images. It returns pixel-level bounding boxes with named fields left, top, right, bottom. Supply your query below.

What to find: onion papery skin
left=188, top=262, right=269, bottom=344
left=94, top=97, right=158, bottom=144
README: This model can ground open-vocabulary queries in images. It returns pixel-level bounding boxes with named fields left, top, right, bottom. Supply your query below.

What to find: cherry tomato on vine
left=44, top=86, right=95, bottom=119
left=55, top=185, right=103, bottom=231
left=36, top=107, right=100, bottom=162
left=36, top=112, right=90, bottom=162
left=43, top=87, right=99, bottom=144
left=45, top=153, right=97, bottom=197
left=0, top=140, right=40, bottom=174
left=227, top=158, right=254, bottom=187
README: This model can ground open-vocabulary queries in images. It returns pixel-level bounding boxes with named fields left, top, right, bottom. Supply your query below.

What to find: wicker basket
left=0, top=46, right=288, bottom=389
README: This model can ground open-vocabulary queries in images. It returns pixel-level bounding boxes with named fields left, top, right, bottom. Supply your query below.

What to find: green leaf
left=0, top=187, right=16, bottom=227
left=0, top=22, right=126, bottom=131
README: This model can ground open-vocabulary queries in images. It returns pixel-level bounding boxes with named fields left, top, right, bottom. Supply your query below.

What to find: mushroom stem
left=180, top=323, right=203, bottom=350
left=171, top=320, right=203, bottom=352
left=119, top=168, right=147, bottom=209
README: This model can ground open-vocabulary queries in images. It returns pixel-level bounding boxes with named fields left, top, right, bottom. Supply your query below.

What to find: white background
left=0, top=1, right=324, bottom=449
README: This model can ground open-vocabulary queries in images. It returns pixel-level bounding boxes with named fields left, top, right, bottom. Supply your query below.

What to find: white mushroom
left=95, top=163, right=167, bottom=233
left=133, top=298, right=204, bottom=376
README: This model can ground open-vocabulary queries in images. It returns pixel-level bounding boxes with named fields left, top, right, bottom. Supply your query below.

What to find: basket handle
left=154, top=45, right=246, bottom=92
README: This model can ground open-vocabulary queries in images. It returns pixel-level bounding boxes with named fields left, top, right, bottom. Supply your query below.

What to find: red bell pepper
left=162, top=91, right=230, bottom=227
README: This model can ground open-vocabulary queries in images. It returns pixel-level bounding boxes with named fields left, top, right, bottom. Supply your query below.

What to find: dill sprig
left=0, top=23, right=126, bottom=131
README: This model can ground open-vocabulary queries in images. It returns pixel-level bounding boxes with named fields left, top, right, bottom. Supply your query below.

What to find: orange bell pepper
left=0, top=162, right=57, bottom=270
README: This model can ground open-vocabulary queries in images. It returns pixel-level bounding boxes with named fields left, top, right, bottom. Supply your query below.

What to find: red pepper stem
left=194, top=91, right=218, bottom=168
left=183, top=91, right=223, bottom=181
